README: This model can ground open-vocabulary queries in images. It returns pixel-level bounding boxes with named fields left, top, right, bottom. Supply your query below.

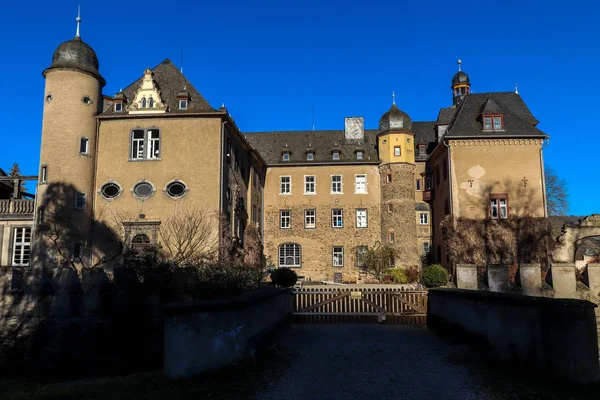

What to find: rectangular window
left=388, top=232, right=395, bottom=244
left=282, top=153, right=290, bottom=161
left=280, top=210, right=291, bottom=228
left=483, top=116, right=492, bottom=130
left=179, top=99, right=188, bottom=110
left=386, top=173, right=392, bottom=184
left=356, top=208, right=367, bottom=228
left=40, top=165, right=48, bottom=183
left=280, top=176, right=291, bottom=194
left=79, top=137, right=89, bottom=154
left=423, top=242, right=430, bottom=254
left=75, top=192, right=86, bottom=209
left=416, top=179, right=421, bottom=191
left=332, top=209, right=343, bottom=228
left=387, top=203, right=393, bottom=214
left=131, top=129, right=145, bottom=159
left=12, top=227, right=31, bottom=266
left=493, top=116, right=502, bottom=130
left=355, top=174, right=367, bottom=193
left=279, top=243, right=301, bottom=267
left=356, top=151, right=363, bottom=160
left=356, top=246, right=368, bottom=267
left=307, top=152, right=314, bottom=161
left=419, top=212, right=429, bottom=224
left=147, top=129, right=160, bottom=159
left=425, top=177, right=432, bottom=190
left=490, top=195, right=509, bottom=219
left=332, top=151, right=340, bottom=160
left=418, top=145, right=426, bottom=155
left=394, top=146, right=401, bottom=156
left=73, top=242, right=84, bottom=259
left=304, top=176, right=316, bottom=194
left=37, top=207, right=45, bottom=224
left=331, top=175, right=342, bottom=193
left=304, top=209, right=316, bottom=229
left=114, top=102, right=123, bottom=112
left=332, top=246, right=344, bottom=267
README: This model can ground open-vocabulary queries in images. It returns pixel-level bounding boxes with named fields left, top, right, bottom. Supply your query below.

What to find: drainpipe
left=442, top=139, right=453, bottom=275
left=539, top=137, right=549, bottom=218
left=90, top=118, right=101, bottom=266
left=219, top=120, right=228, bottom=254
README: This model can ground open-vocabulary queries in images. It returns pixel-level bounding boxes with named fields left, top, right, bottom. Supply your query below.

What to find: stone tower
left=377, top=95, right=419, bottom=267
left=36, top=13, right=105, bottom=265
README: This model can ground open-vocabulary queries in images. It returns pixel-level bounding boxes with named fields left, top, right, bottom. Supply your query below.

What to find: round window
left=166, top=181, right=186, bottom=198
left=133, top=182, right=154, bottom=199
left=101, top=183, right=121, bottom=199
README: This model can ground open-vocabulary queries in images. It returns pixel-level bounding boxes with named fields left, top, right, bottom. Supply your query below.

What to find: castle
left=0, top=18, right=548, bottom=281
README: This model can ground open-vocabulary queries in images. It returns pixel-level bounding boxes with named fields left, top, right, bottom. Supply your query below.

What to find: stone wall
left=163, top=288, right=291, bottom=379
left=0, top=266, right=163, bottom=379
left=428, top=288, right=600, bottom=383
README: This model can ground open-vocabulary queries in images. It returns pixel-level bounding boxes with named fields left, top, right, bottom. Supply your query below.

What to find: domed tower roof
left=452, top=70, right=470, bottom=86
left=379, top=93, right=412, bottom=131
left=42, top=10, right=105, bottom=86
left=451, top=59, right=471, bottom=105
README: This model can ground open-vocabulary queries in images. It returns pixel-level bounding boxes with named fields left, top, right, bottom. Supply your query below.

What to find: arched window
left=131, top=234, right=151, bottom=251
left=141, top=98, right=147, bottom=108
left=278, top=243, right=301, bottom=267
left=148, top=97, right=154, bottom=108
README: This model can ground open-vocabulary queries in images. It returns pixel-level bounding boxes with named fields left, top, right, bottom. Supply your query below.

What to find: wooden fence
left=292, top=285, right=428, bottom=324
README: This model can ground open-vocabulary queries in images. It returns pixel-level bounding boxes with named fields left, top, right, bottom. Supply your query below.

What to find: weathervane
left=75, top=5, right=81, bottom=38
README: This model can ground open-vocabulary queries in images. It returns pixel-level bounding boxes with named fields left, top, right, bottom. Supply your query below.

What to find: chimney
left=344, top=117, right=364, bottom=142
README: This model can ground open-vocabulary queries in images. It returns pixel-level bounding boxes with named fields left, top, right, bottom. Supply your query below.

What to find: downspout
left=90, top=118, right=101, bottom=266
left=539, top=137, right=549, bottom=218
left=442, top=139, right=453, bottom=275
left=219, top=120, right=228, bottom=255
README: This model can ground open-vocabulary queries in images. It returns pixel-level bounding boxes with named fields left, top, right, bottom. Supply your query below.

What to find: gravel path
left=258, top=324, right=493, bottom=400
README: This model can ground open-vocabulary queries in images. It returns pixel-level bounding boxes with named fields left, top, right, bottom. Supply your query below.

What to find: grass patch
left=0, top=345, right=290, bottom=400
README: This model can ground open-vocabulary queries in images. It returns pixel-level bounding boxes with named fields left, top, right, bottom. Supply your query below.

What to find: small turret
left=451, top=59, right=471, bottom=105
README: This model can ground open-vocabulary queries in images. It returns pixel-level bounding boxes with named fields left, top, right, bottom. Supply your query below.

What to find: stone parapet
left=519, top=264, right=542, bottom=297
left=549, top=263, right=577, bottom=299
left=487, top=265, right=509, bottom=293
left=456, top=264, right=478, bottom=290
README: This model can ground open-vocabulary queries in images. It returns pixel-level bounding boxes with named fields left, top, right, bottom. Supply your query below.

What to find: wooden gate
left=292, top=286, right=427, bottom=324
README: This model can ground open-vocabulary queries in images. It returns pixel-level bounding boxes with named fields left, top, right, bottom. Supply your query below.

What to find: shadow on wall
left=34, top=181, right=124, bottom=270
left=0, top=265, right=164, bottom=380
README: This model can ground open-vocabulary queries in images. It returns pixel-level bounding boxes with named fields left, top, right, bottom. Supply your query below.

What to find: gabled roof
left=480, top=97, right=502, bottom=114
left=245, top=121, right=437, bottom=166
left=100, top=59, right=216, bottom=117
left=444, top=92, right=545, bottom=138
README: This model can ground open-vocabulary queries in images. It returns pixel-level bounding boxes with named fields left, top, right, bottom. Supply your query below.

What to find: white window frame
left=130, top=128, right=161, bottom=160
left=40, top=165, right=48, bottom=183
left=332, top=246, right=344, bottom=267
left=280, top=210, right=291, bottom=229
left=279, top=243, right=301, bottom=268
left=491, top=198, right=508, bottom=219
left=331, top=175, right=343, bottom=194
left=75, top=192, right=86, bottom=209
left=419, top=212, right=429, bottom=225
left=483, top=116, right=493, bottom=130
left=79, top=137, right=89, bottom=154
left=282, top=153, right=290, bottom=161
left=12, top=227, right=31, bottom=266
left=499, top=198, right=508, bottom=219
left=356, top=151, right=363, bottom=160
left=280, top=176, right=291, bottom=195
left=304, top=209, right=316, bottom=229
left=355, top=174, right=367, bottom=194
left=332, top=208, right=343, bottom=228
left=356, top=208, right=368, bottom=228
left=493, top=116, right=502, bottom=130
left=147, top=129, right=161, bottom=159
left=304, top=175, right=316, bottom=194
left=394, top=146, right=401, bottom=156
left=114, top=102, right=123, bottom=112
left=332, top=151, right=340, bottom=160
left=179, top=99, right=188, bottom=110
left=307, top=152, right=314, bottom=161
left=423, top=242, right=430, bottom=254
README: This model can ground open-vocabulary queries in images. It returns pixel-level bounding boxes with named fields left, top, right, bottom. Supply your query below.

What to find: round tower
left=451, top=59, right=471, bottom=105
left=36, top=12, right=105, bottom=265
left=377, top=94, right=419, bottom=268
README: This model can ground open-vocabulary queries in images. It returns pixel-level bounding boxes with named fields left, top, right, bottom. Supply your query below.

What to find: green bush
left=422, top=264, right=449, bottom=288
left=386, top=268, right=408, bottom=284
left=270, top=268, right=298, bottom=288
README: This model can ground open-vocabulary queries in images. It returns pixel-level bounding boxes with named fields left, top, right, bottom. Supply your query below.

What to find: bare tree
left=160, top=206, right=218, bottom=265
left=359, top=242, right=398, bottom=282
left=545, top=165, right=569, bottom=216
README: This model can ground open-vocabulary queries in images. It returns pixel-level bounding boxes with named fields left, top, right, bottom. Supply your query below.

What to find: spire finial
left=457, top=59, right=462, bottom=72
left=75, top=5, right=82, bottom=38
left=392, top=90, right=396, bottom=105
left=514, top=83, right=519, bottom=94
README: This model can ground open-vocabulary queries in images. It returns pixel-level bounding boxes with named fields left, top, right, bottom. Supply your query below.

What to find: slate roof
left=99, top=59, right=215, bottom=117
left=437, top=106, right=457, bottom=125
left=0, top=168, right=12, bottom=197
left=246, top=121, right=438, bottom=166
left=444, top=92, right=545, bottom=138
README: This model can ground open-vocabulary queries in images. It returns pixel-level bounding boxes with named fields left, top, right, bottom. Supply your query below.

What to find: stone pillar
left=549, top=263, right=577, bottom=299
left=487, top=265, right=509, bottom=293
left=587, top=263, right=600, bottom=296
left=519, top=264, right=542, bottom=297
left=456, top=264, right=478, bottom=290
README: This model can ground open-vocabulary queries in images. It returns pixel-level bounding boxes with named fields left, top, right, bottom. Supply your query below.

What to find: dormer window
left=282, top=153, right=290, bottom=161
left=418, top=144, right=426, bottom=155
left=114, top=102, right=123, bottom=112
left=179, top=99, right=188, bottom=110
left=332, top=151, right=340, bottom=160
left=356, top=151, right=363, bottom=160
left=483, top=114, right=504, bottom=131
left=307, top=152, right=314, bottom=161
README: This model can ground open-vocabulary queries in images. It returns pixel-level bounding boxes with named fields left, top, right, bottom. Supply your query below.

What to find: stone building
left=2, top=19, right=548, bottom=281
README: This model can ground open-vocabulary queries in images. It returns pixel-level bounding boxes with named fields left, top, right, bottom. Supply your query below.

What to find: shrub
left=386, top=268, right=408, bottom=284
left=404, top=266, right=422, bottom=283
left=270, top=268, right=298, bottom=288
left=422, top=264, right=449, bottom=288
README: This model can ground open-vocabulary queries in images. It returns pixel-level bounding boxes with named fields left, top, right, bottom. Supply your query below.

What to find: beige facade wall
left=262, top=164, right=381, bottom=281
left=94, top=116, right=224, bottom=260
left=449, top=138, right=546, bottom=219
left=414, top=160, right=432, bottom=262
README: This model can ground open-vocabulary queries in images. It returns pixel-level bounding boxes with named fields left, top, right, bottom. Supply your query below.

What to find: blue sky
left=0, top=1, right=598, bottom=215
